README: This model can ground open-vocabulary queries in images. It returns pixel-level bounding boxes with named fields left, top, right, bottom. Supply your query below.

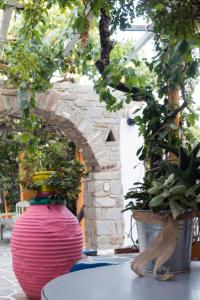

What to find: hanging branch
left=151, top=99, right=188, bottom=138
left=95, top=9, right=142, bottom=101
left=192, top=0, right=200, bottom=18
left=95, top=9, right=114, bottom=74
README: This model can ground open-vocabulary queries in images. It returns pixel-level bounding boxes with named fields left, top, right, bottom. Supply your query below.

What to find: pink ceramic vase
left=11, top=205, right=83, bottom=300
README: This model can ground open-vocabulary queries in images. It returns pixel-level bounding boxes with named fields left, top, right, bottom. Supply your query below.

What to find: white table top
left=42, top=262, right=200, bottom=300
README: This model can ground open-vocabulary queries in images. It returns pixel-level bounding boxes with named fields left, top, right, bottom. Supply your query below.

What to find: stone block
left=106, top=141, right=119, bottom=148
left=95, top=151, right=109, bottom=162
left=103, top=111, right=121, bottom=119
left=104, top=208, right=122, bottom=220
left=77, top=119, right=90, bottom=133
left=80, top=93, right=99, bottom=101
left=1, top=94, right=18, bottom=111
left=88, top=181, right=95, bottom=193
left=1, top=88, right=17, bottom=96
left=109, top=235, right=124, bottom=246
left=103, top=110, right=112, bottom=118
left=92, top=145, right=108, bottom=159
left=53, top=82, right=71, bottom=91
left=96, top=221, right=116, bottom=235
left=60, top=92, right=80, bottom=101
left=92, top=171, right=121, bottom=180
left=87, top=131, right=103, bottom=145
left=104, top=182, right=110, bottom=192
left=69, top=110, right=84, bottom=127
left=84, top=192, right=93, bottom=207
left=95, top=118, right=120, bottom=125
left=94, top=197, right=115, bottom=208
left=85, top=208, right=102, bottom=220
left=85, top=208, right=96, bottom=220
left=86, top=180, right=103, bottom=193
left=87, top=107, right=104, bottom=118
left=94, top=191, right=109, bottom=197
left=96, top=236, right=111, bottom=249
left=110, top=180, right=122, bottom=195
left=69, top=83, right=94, bottom=94
left=109, top=153, right=120, bottom=161
left=36, top=93, right=48, bottom=110
left=96, top=101, right=106, bottom=107
left=61, top=111, right=70, bottom=119
left=74, top=100, right=95, bottom=107
left=85, top=220, right=96, bottom=236
left=108, top=145, right=120, bottom=153
left=96, top=208, right=104, bottom=220
left=46, top=90, right=60, bottom=112
left=54, top=102, right=69, bottom=116
left=92, top=181, right=103, bottom=192
left=96, top=236, right=109, bottom=244
left=115, top=197, right=124, bottom=208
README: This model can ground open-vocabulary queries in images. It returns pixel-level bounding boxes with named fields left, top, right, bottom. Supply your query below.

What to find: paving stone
left=0, top=289, right=15, bottom=296
left=0, top=239, right=26, bottom=300
left=0, top=278, right=13, bottom=288
left=13, top=292, right=29, bottom=300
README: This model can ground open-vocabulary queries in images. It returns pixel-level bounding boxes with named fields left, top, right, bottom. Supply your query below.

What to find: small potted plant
left=11, top=141, right=87, bottom=300
left=124, top=143, right=200, bottom=279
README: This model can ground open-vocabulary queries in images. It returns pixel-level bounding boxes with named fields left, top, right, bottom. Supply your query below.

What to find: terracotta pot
left=11, top=205, right=83, bottom=300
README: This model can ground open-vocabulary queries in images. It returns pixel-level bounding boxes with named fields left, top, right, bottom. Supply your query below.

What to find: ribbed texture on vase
left=11, top=205, right=83, bottom=300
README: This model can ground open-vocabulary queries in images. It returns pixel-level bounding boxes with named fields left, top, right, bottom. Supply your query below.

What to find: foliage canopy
left=0, top=0, right=200, bottom=218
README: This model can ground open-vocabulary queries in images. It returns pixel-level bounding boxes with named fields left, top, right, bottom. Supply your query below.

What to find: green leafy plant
left=0, top=0, right=199, bottom=220
left=125, top=143, right=200, bottom=219
left=21, top=140, right=87, bottom=213
left=0, top=116, right=86, bottom=214
left=0, top=118, right=23, bottom=212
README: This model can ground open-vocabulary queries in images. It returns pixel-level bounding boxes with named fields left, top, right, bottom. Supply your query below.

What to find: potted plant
left=11, top=141, right=87, bottom=300
left=124, top=143, right=200, bottom=279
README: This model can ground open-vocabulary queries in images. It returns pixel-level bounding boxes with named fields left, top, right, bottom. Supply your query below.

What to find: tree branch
left=151, top=98, right=188, bottom=138
left=95, top=9, right=142, bottom=101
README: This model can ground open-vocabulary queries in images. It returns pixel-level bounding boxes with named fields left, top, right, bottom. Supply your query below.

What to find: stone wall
left=0, top=81, right=124, bottom=250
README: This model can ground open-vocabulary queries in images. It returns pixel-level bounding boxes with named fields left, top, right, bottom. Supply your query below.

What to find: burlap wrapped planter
left=11, top=205, right=83, bottom=300
left=131, top=211, right=197, bottom=280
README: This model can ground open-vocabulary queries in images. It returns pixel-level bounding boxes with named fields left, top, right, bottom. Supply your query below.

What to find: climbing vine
left=0, top=0, right=199, bottom=163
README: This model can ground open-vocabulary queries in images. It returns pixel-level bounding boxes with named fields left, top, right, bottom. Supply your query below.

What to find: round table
left=42, top=262, right=200, bottom=300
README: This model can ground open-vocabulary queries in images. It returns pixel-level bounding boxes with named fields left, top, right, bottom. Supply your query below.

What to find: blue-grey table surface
left=42, top=262, right=200, bottom=300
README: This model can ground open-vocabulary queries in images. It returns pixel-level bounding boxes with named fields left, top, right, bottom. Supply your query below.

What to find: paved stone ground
left=0, top=229, right=28, bottom=300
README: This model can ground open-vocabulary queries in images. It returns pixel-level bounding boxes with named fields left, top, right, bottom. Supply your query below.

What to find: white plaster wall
left=120, top=105, right=144, bottom=246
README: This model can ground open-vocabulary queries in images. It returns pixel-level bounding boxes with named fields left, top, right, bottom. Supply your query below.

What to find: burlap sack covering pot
left=131, top=210, right=199, bottom=281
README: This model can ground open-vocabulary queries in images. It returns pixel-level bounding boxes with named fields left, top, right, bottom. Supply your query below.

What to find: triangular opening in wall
left=106, top=130, right=116, bottom=142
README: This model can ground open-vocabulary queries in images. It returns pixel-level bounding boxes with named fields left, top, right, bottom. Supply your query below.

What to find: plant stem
left=168, top=87, right=180, bottom=161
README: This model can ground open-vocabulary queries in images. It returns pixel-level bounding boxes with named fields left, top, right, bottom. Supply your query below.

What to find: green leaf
left=149, top=195, right=164, bottom=207
left=188, top=183, right=200, bottom=194
left=164, top=174, right=175, bottom=186
left=136, top=146, right=143, bottom=156
left=154, top=3, right=165, bottom=11
left=74, top=16, right=88, bottom=34
left=174, top=40, right=189, bottom=55
left=20, top=132, right=32, bottom=143
left=163, top=189, right=170, bottom=198
left=169, top=199, right=185, bottom=219
left=169, top=185, right=187, bottom=195
left=148, top=186, right=162, bottom=195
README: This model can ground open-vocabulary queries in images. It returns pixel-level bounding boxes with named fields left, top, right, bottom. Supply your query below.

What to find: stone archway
left=0, top=82, right=124, bottom=250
